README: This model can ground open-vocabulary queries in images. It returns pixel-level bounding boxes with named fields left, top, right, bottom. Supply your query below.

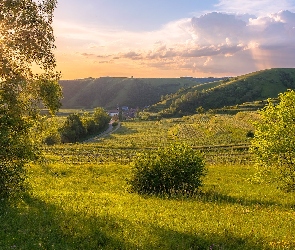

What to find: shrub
left=82, top=116, right=96, bottom=135
left=44, top=132, right=61, bottom=145
left=112, top=121, right=119, bottom=127
left=246, top=130, right=254, bottom=138
left=128, top=143, right=206, bottom=196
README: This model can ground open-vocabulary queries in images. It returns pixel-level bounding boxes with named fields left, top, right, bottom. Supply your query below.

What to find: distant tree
left=0, top=0, right=61, bottom=198
left=81, top=112, right=96, bottom=135
left=60, top=114, right=86, bottom=143
left=93, top=107, right=111, bottom=130
left=60, top=108, right=111, bottom=143
left=251, top=90, right=295, bottom=191
left=207, top=109, right=215, bottom=115
left=196, top=106, right=205, bottom=114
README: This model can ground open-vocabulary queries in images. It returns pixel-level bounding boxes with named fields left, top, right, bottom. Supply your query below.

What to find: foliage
left=246, top=130, right=254, bottom=138
left=251, top=90, right=295, bottom=191
left=0, top=0, right=61, bottom=198
left=112, top=121, right=119, bottom=127
left=60, top=114, right=86, bottom=143
left=40, top=116, right=61, bottom=145
left=44, top=133, right=61, bottom=146
left=92, top=107, right=111, bottom=131
left=59, top=108, right=111, bottom=143
left=196, top=106, right=205, bottom=114
left=129, top=143, right=206, bottom=195
left=81, top=112, right=96, bottom=135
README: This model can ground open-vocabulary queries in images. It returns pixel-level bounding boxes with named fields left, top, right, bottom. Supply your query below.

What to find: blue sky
left=55, top=0, right=218, bottom=31
left=53, top=0, right=295, bottom=79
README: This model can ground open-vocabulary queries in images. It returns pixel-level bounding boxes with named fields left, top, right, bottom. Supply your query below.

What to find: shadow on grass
left=150, top=225, right=269, bottom=250
left=0, top=195, right=271, bottom=250
left=196, top=189, right=293, bottom=208
left=0, top=194, right=134, bottom=250
left=0, top=194, right=274, bottom=250
left=136, top=189, right=294, bottom=209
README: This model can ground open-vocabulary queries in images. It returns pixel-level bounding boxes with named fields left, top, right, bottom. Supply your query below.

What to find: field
left=1, top=113, right=295, bottom=249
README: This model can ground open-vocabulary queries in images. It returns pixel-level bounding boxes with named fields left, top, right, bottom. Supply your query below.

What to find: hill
left=59, top=77, right=225, bottom=109
left=148, top=68, right=295, bottom=116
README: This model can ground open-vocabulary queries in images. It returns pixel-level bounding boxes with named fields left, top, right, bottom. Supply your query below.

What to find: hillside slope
left=150, top=68, right=295, bottom=116
left=60, top=77, right=225, bottom=109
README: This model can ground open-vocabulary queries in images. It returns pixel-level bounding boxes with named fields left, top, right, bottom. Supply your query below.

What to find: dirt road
left=83, top=122, right=120, bottom=143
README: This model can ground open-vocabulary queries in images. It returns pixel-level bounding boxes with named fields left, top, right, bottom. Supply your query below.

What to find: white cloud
left=215, top=0, right=295, bottom=15
left=55, top=7, right=295, bottom=77
left=134, top=10, right=295, bottom=74
left=191, top=12, right=247, bottom=45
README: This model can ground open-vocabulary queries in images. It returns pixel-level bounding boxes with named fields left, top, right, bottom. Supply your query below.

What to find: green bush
left=128, top=143, right=206, bottom=196
left=246, top=130, right=254, bottom=138
left=44, top=132, right=61, bottom=145
left=112, top=121, right=119, bottom=127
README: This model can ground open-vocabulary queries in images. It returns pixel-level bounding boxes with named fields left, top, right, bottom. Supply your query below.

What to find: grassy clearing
left=1, top=162, right=294, bottom=249
left=1, top=113, right=295, bottom=249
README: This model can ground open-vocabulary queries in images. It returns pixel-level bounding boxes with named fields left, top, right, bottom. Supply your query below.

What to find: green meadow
left=1, top=113, right=295, bottom=249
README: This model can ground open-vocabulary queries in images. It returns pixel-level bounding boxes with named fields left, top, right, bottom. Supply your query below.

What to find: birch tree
left=0, top=0, right=62, bottom=197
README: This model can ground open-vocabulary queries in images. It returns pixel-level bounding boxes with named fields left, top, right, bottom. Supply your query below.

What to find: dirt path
left=83, top=122, right=120, bottom=143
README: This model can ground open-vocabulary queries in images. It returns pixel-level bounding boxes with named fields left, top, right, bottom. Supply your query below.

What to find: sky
left=53, top=0, right=295, bottom=79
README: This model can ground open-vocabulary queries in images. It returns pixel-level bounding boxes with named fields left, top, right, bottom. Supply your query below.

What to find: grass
left=1, top=113, right=295, bottom=249
left=1, top=162, right=294, bottom=249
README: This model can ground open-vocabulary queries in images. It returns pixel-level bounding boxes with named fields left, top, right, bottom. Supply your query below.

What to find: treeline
left=44, top=107, right=111, bottom=144
left=60, top=78, right=186, bottom=109
left=59, top=77, right=226, bottom=109
left=161, top=80, right=262, bottom=116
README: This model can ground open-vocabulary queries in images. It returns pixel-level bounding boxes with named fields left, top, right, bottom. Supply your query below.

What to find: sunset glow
left=53, top=0, right=295, bottom=79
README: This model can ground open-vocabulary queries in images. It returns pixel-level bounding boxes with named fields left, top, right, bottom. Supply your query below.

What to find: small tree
left=251, top=90, right=295, bottom=191
left=128, top=143, right=206, bottom=196
left=93, top=107, right=111, bottom=130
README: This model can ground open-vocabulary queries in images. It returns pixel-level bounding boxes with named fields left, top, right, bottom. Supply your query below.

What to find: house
left=108, top=110, right=119, bottom=117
